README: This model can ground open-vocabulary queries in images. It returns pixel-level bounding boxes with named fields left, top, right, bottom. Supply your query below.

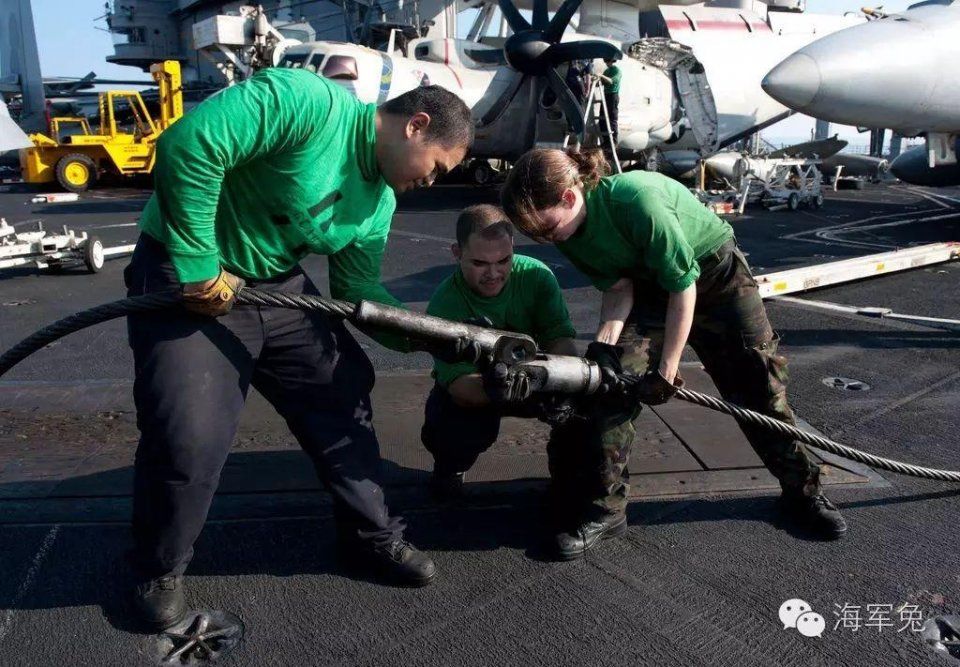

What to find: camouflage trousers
left=621, top=240, right=822, bottom=496
left=421, top=385, right=639, bottom=519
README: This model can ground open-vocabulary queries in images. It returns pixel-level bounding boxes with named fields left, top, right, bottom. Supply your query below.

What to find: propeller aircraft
left=278, top=0, right=866, bottom=165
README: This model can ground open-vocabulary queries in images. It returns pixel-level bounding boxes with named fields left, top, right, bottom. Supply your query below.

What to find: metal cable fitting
left=3, top=287, right=960, bottom=484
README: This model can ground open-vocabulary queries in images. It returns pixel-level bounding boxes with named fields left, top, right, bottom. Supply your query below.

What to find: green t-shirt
left=426, top=254, right=576, bottom=387
left=603, top=65, right=622, bottom=94
left=557, top=171, right=734, bottom=293
left=139, top=68, right=399, bottom=314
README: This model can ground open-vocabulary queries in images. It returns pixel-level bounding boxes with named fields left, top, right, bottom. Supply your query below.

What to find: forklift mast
left=150, top=61, right=183, bottom=132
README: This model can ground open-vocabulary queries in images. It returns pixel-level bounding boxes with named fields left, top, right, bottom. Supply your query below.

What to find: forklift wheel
left=787, top=192, right=800, bottom=211
left=55, top=154, right=97, bottom=193
left=811, top=193, right=824, bottom=209
left=83, top=236, right=105, bottom=273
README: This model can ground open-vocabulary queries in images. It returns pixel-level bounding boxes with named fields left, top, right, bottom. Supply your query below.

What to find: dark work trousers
left=124, top=235, right=404, bottom=578
left=620, top=240, right=822, bottom=496
left=602, top=91, right=620, bottom=144
left=421, top=385, right=639, bottom=520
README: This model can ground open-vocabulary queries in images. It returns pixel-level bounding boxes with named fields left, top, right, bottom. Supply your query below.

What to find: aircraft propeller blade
left=62, top=72, right=97, bottom=96
left=496, top=0, right=531, bottom=33
left=545, top=66, right=585, bottom=135
left=543, top=0, right=585, bottom=43
left=478, top=72, right=529, bottom=127
left=532, top=0, right=550, bottom=30
left=545, top=40, right=622, bottom=65
left=493, top=0, right=605, bottom=138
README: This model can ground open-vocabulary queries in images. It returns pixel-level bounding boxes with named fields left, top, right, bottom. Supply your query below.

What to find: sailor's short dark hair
left=380, top=85, right=474, bottom=149
left=456, top=204, right=514, bottom=247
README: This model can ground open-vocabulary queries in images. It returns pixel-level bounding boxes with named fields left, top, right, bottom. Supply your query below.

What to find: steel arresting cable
left=3, top=289, right=960, bottom=484
left=676, top=390, right=960, bottom=483
left=0, top=289, right=356, bottom=378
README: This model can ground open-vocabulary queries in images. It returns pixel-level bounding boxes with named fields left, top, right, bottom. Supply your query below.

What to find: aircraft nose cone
left=762, top=53, right=822, bottom=111
left=889, top=151, right=911, bottom=181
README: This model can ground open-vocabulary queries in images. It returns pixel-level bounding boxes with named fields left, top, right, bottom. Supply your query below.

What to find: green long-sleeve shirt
left=139, top=67, right=400, bottom=313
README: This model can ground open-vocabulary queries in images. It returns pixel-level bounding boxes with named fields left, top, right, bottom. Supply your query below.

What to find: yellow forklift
left=19, top=61, right=183, bottom=193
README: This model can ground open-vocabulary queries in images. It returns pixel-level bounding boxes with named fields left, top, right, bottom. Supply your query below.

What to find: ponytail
left=564, top=148, right=609, bottom=192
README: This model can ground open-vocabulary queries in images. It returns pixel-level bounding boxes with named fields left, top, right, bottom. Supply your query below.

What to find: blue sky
left=806, top=0, right=912, bottom=12
left=31, top=0, right=151, bottom=82
left=29, top=0, right=918, bottom=142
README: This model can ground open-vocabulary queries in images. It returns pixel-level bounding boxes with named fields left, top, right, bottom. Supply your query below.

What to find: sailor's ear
left=406, top=112, right=432, bottom=139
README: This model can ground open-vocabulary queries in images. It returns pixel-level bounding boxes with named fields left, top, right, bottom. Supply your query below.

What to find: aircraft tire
left=469, top=160, right=495, bottom=186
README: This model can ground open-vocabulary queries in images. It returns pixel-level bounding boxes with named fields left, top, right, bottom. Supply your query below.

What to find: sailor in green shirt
left=598, top=57, right=622, bottom=143
left=420, top=205, right=640, bottom=560
left=501, top=148, right=848, bottom=543
left=124, top=69, right=473, bottom=629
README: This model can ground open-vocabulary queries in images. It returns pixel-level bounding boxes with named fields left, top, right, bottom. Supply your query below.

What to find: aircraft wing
left=768, top=137, right=847, bottom=160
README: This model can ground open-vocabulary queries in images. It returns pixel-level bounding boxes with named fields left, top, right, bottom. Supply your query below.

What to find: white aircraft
left=762, top=1, right=960, bottom=186
left=277, top=0, right=864, bottom=167
left=0, top=99, right=31, bottom=152
left=277, top=1, right=631, bottom=165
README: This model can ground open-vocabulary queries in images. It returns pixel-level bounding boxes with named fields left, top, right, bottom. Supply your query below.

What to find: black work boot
left=554, top=512, right=627, bottom=561
left=429, top=471, right=465, bottom=501
left=134, top=574, right=187, bottom=631
left=780, top=491, right=847, bottom=540
left=347, top=539, right=437, bottom=587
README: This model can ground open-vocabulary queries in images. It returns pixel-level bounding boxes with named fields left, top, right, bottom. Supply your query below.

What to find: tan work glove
left=181, top=269, right=245, bottom=317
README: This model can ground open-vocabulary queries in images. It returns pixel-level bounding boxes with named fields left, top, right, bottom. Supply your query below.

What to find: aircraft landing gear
left=467, top=159, right=497, bottom=186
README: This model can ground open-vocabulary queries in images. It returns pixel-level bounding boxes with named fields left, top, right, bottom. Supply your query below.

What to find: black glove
left=414, top=316, right=493, bottom=364
left=482, top=362, right=533, bottom=405
left=585, top=341, right=624, bottom=394
left=450, top=316, right=495, bottom=365
left=631, top=369, right=684, bottom=406
left=533, top=394, right=579, bottom=426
